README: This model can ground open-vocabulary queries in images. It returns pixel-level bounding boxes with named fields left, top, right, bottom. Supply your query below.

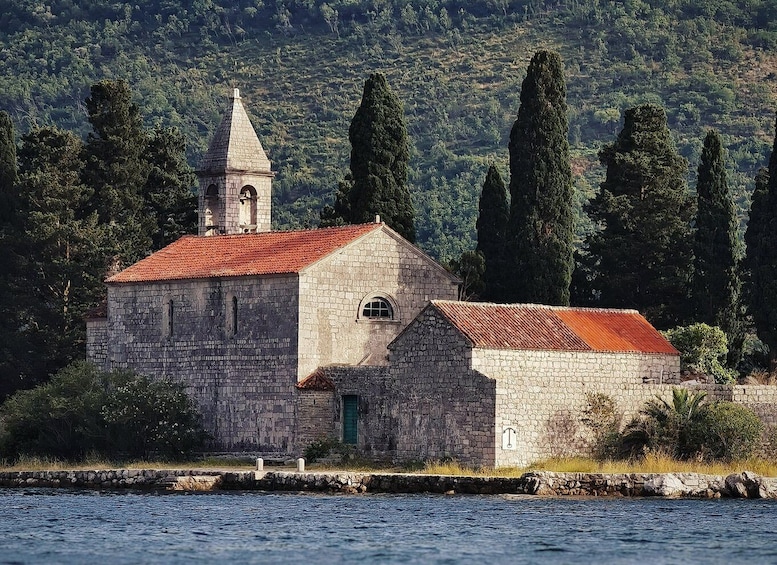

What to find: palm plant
left=620, top=388, right=708, bottom=459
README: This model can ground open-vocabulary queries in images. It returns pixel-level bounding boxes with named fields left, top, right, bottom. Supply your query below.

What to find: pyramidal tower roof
left=199, top=88, right=271, bottom=174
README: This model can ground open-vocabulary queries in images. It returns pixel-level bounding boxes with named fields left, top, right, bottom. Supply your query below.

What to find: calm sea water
left=2, top=489, right=776, bottom=564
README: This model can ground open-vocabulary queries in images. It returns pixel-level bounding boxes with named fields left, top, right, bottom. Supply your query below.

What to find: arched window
left=360, top=296, right=394, bottom=320
left=204, top=184, right=220, bottom=234
left=239, top=185, right=257, bottom=232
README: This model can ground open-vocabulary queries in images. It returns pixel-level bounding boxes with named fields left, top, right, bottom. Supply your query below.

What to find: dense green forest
left=1, top=0, right=776, bottom=260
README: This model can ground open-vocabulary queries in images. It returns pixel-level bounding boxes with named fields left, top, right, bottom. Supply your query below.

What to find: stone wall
left=387, top=307, right=497, bottom=465
left=472, top=348, right=681, bottom=466
left=103, top=275, right=300, bottom=452
left=198, top=170, right=272, bottom=235
left=297, top=227, right=458, bottom=378
left=295, top=389, right=335, bottom=449
left=732, top=385, right=777, bottom=427
left=85, top=318, right=108, bottom=372
left=326, top=365, right=393, bottom=456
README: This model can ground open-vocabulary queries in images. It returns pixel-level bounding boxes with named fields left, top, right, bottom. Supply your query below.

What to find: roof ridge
left=431, top=300, right=640, bottom=314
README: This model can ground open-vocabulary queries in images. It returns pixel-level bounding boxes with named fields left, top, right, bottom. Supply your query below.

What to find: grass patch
left=418, top=453, right=777, bottom=478
left=0, top=455, right=257, bottom=472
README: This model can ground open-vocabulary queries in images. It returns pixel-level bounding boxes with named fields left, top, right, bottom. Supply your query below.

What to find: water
left=2, top=490, right=777, bottom=564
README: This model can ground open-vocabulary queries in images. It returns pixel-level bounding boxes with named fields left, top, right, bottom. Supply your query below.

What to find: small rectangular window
left=168, top=299, right=174, bottom=337
left=232, top=296, right=238, bottom=335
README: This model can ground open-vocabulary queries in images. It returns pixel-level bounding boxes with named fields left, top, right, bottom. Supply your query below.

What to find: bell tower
left=197, top=88, right=274, bottom=235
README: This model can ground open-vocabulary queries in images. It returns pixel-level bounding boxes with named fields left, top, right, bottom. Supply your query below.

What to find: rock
left=724, top=472, right=767, bottom=499
left=643, top=474, right=686, bottom=497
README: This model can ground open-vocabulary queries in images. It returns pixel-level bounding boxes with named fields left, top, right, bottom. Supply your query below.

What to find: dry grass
left=5, top=453, right=777, bottom=478
left=421, top=453, right=777, bottom=478
left=0, top=455, right=256, bottom=472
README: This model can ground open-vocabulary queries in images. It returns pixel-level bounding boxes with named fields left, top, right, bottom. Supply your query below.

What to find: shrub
left=663, top=323, right=737, bottom=383
left=0, top=361, right=109, bottom=460
left=621, top=390, right=763, bottom=462
left=687, top=402, right=763, bottom=461
left=304, top=437, right=350, bottom=463
left=619, top=388, right=707, bottom=459
left=102, top=373, right=207, bottom=459
left=580, top=392, right=621, bottom=459
left=0, top=361, right=206, bottom=462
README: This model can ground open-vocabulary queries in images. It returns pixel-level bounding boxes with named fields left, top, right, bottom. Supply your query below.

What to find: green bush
left=0, top=361, right=206, bottom=461
left=688, top=402, right=763, bottom=461
left=304, top=437, right=347, bottom=463
left=619, top=388, right=708, bottom=459
left=102, top=373, right=207, bottom=459
left=663, top=323, right=737, bottom=383
left=0, top=361, right=109, bottom=460
left=620, top=389, right=764, bottom=461
left=580, top=392, right=621, bottom=459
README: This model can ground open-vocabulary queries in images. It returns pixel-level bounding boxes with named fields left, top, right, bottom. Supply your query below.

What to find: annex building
left=87, top=89, right=777, bottom=467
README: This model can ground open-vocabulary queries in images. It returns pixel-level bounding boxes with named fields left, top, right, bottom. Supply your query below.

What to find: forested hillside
left=2, top=0, right=776, bottom=260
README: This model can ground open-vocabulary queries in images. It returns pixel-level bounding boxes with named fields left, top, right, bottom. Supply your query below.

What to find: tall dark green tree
left=0, top=111, right=24, bottom=401
left=579, top=104, right=694, bottom=328
left=506, top=50, right=574, bottom=306
left=691, top=130, right=743, bottom=365
left=328, top=73, right=415, bottom=241
left=14, top=127, right=104, bottom=380
left=476, top=164, right=509, bottom=301
left=83, top=79, right=154, bottom=268
left=744, top=113, right=777, bottom=370
left=143, top=126, right=197, bottom=249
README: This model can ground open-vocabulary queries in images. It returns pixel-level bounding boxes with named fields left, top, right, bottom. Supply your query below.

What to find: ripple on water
left=2, top=490, right=777, bottom=564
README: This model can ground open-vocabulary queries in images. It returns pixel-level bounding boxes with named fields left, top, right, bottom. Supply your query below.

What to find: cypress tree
left=691, top=130, right=743, bottom=364
left=83, top=79, right=153, bottom=267
left=345, top=73, right=415, bottom=242
left=476, top=164, right=509, bottom=301
left=744, top=113, right=777, bottom=370
left=0, top=111, right=16, bottom=215
left=506, top=50, right=574, bottom=306
left=14, top=127, right=103, bottom=380
left=0, top=111, right=23, bottom=401
left=582, top=104, right=694, bottom=328
left=143, top=126, right=197, bottom=249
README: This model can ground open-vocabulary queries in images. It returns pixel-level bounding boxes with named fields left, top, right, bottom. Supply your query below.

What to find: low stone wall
left=2, top=469, right=777, bottom=498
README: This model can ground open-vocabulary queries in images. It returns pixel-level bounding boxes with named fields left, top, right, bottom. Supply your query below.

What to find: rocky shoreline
left=2, top=469, right=777, bottom=498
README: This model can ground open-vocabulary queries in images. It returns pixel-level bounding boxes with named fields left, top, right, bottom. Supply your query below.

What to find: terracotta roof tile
left=431, top=301, right=677, bottom=355
left=433, top=301, right=589, bottom=350
left=556, top=309, right=678, bottom=355
left=107, top=223, right=381, bottom=283
left=296, top=368, right=335, bottom=391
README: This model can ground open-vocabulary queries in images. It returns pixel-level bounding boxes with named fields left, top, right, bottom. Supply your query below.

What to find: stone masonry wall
left=104, top=274, right=299, bottom=452
left=472, top=348, right=682, bottom=467
left=732, top=385, right=777, bottom=428
left=85, top=318, right=108, bottom=372
left=387, top=308, right=497, bottom=466
left=295, top=389, right=335, bottom=450
left=326, top=365, right=394, bottom=456
left=198, top=171, right=272, bottom=235
left=297, top=227, right=458, bottom=379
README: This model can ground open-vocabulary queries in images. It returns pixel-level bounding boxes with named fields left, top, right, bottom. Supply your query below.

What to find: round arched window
left=361, top=297, right=394, bottom=320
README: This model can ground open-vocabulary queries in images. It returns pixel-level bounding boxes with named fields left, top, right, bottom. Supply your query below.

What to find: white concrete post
left=296, top=458, right=305, bottom=472
left=256, top=458, right=264, bottom=471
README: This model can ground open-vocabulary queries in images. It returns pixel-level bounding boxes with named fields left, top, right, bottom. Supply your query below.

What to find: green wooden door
left=342, top=395, right=358, bottom=445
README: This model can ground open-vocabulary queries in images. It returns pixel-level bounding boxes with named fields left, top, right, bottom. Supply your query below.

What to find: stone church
left=89, top=89, right=777, bottom=467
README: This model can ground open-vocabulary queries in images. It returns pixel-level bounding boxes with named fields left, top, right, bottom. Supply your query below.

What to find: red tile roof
left=296, top=368, right=335, bottom=391
left=431, top=301, right=678, bottom=355
left=107, top=224, right=381, bottom=283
